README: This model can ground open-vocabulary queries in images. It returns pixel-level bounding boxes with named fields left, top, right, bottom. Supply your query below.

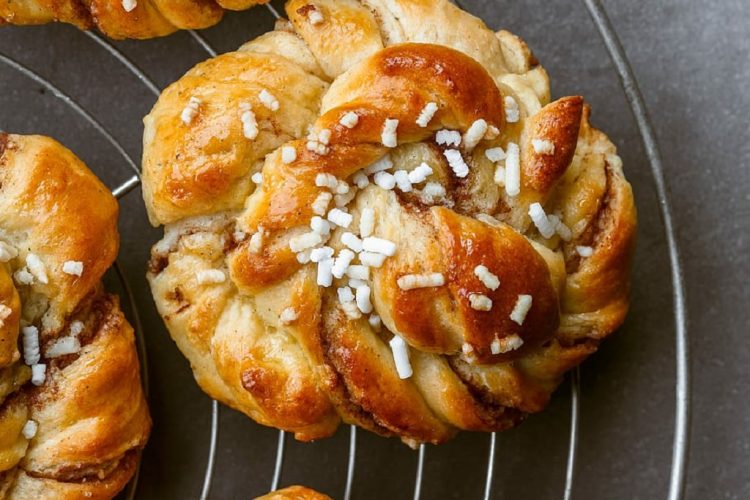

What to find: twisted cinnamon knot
left=144, top=0, right=635, bottom=446
left=0, top=0, right=265, bottom=39
left=0, top=134, right=150, bottom=498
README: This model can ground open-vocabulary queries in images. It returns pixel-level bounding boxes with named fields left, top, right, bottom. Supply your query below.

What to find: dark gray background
left=0, top=0, right=747, bottom=498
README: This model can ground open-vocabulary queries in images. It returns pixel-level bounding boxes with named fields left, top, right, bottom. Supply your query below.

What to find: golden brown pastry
left=0, top=134, right=151, bottom=499
left=0, top=0, right=266, bottom=39
left=143, top=0, right=636, bottom=446
left=255, top=485, right=332, bottom=500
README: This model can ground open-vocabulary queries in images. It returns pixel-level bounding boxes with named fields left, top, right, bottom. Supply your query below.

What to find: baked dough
left=0, top=134, right=151, bottom=499
left=255, top=485, right=332, bottom=500
left=0, top=0, right=266, bottom=39
left=143, top=0, right=636, bottom=446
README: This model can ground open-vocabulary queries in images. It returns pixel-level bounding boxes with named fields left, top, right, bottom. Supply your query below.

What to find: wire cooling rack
left=0, top=0, right=690, bottom=498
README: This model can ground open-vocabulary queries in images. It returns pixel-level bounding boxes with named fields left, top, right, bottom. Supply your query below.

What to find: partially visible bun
left=0, top=0, right=267, bottom=39
left=0, top=134, right=151, bottom=499
left=255, top=485, right=332, bottom=500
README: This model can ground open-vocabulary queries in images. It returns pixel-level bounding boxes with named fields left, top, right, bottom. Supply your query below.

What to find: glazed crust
left=142, top=37, right=328, bottom=225
left=0, top=134, right=119, bottom=333
left=144, top=0, right=636, bottom=445
left=255, top=485, right=333, bottom=500
left=0, top=134, right=151, bottom=499
left=0, top=0, right=266, bottom=39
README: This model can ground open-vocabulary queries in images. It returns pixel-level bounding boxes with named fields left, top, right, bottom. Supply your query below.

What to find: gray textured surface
left=601, top=2, right=750, bottom=499
left=0, top=0, right=748, bottom=498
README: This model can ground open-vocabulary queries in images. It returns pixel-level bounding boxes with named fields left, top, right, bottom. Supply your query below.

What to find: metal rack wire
left=0, top=1, right=690, bottom=497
